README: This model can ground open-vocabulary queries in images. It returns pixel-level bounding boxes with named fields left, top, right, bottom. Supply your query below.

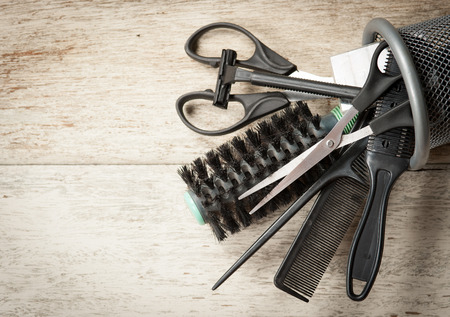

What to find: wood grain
left=0, top=166, right=449, bottom=316
left=1, top=0, right=449, bottom=164
left=0, top=1, right=449, bottom=316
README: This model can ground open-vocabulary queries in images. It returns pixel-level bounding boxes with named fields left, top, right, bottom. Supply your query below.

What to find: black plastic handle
left=175, top=90, right=290, bottom=136
left=351, top=41, right=402, bottom=113
left=369, top=100, right=413, bottom=135
left=184, top=22, right=297, bottom=75
left=346, top=150, right=409, bottom=301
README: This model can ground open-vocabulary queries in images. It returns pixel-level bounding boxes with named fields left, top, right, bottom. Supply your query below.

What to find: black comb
left=212, top=135, right=370, bottom=291
left=273, top=55, right=409, bottom=304
left=274, top=143, right=370, bottom=302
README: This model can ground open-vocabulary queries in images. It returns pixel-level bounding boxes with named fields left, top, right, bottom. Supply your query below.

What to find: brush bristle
left=178, top=102, right=339, bottom=241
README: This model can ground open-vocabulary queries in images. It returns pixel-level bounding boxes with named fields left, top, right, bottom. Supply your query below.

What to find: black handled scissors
left=176, top=22, right=361, bottom=136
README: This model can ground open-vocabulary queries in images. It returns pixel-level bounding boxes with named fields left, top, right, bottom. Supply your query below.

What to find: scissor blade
left=239, top=143, right=318, bottom=199
left=247, top=107, right=359, bottom=215
left=239, top=124, right=373, bottom=201
left=338, top=125, right=373, bottom=148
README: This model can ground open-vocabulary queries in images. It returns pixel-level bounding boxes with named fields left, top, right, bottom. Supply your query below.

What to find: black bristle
left=247, top=193, right=268, bottom=220
left=282, top=126, right=295, bottom=144
left=256, top=121, right=276, bottom=140
left=243, top=152, right=256, bottom=166
left=178, top=165, right=203, bottom=196
left=177, top=165, right=195, bottom=188
left=231, top=136, right=248, bottom=156
left=206, top=213, right=228, bottom=241
left=311, top=114, right=321, bottom=130
left=282, top=105, right=296, bottom=118
left=205, top=178, right=215, bottom=190
left=297, top=120, right=309, bottom=136
left=271, top=114, right=287, bottom=131
left=192, top=157, right=208, bottom=180
left=234, top=200, right=252, bottom=228
left=244, top=129, right=261, bottom=148
left=217, top=143, right=242, bottom=173
left=296, top=101, right=313, bottom=119
left=231, top=159, right=242, bottom=175
left=205, top=150, right=221, bottom=168
left=220, top=204, right=240, bottom=234
left=268, top=161, right=279, bottom=173
left=272, top=136, right=282, bottom=152
left=217, top=143, right=234, bottom=163
left=258, top=143, right=269, bottom=160
left=205, top=150, right=228, bottom=181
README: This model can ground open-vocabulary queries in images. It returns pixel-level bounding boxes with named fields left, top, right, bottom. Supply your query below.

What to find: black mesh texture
left=398, top=15, right=450, bottom=148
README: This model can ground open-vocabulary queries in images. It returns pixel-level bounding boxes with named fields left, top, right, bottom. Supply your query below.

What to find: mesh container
left=399, top=15, right=450, bottom=149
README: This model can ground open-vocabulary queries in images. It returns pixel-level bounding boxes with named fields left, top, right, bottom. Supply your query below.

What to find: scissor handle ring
left=176, top=90, right=291, bottom=136
left=184, top=22, right=296, bottom=75
left=362, top=18, right=429, bottom=170
left=185, top=22, right=259, bottom=68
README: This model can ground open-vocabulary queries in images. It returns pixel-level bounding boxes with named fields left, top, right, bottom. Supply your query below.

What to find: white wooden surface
left=1, top=1, right=449, bottom=316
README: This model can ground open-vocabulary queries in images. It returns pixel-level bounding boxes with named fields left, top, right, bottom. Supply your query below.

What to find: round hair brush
left=178, top=102, right=343, bottom=240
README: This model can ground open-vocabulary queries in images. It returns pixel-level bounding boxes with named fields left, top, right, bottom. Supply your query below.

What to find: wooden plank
left=1, top=1, right=449, bottom=316
left=0, top=165, right=449, bottom=316
left=1, top=1, right=449, bottom=164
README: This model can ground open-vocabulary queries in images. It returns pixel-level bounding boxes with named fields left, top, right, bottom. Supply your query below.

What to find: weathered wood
left=0, top=1, right=449, bottom=316
left=1, top=0, right=449, bottom=164
left=0, top=166, right=449, bottom=316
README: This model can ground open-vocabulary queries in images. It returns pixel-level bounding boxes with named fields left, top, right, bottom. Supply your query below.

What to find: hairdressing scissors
left=176, top=22, right=413, bottom=213
left=176, top=22, right=363, bottom=136
left=239, top=41, right=410, bottom=214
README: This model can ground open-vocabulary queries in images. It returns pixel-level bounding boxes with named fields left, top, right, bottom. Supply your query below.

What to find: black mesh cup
left=399, top=16, right=450, bottom=149
left=363, top=15, right=450, bottom=169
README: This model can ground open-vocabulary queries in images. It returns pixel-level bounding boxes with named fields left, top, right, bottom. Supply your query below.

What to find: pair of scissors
left=239, top=40, right=412, bottom=215
left=176, top=22, right=362, bottom=136
left=177, top=22, right=413, bottom=215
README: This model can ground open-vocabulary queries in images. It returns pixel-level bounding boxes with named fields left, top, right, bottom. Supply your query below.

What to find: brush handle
left=346, top=150, right=409, bottom=301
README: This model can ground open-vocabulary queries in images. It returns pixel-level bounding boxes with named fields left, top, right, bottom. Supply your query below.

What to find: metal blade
left=247, top=107, right=359, bottom=215
left=239, top=143, right=318, bottom=199
left=238, top=124, right=373, bottom=201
